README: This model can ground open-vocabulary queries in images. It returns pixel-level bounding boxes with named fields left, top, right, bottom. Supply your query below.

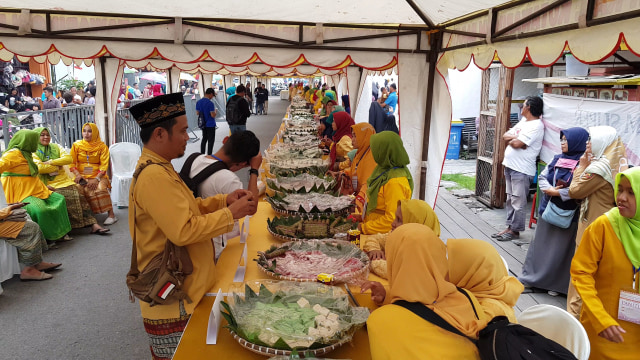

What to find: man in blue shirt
left=196, top=88, right=217, bottom=155
left=384, top=83, right=398, bottom=114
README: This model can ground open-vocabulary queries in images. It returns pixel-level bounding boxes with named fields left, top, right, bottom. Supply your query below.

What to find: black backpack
left=179, top=153, right=228, bottom=198
left=395, top=298, right=578, bottom=360
left=226, top=95, right=241, bottom=125
left=477, top=316, right=577, bottom=360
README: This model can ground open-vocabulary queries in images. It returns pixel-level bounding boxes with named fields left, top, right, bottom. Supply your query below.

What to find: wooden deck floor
left=434, top=189, right=567, bottom=314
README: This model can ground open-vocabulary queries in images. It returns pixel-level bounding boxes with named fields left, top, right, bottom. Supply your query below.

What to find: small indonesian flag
left=158, top=282, right=176, bottom=300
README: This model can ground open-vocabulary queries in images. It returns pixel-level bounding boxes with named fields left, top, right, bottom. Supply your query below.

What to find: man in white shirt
left=188, top=130, right=262, bottom=258
left=492, top=96, right=545, bottom=242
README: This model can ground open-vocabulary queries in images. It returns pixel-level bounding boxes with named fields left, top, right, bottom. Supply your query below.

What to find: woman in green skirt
left=0, top=130, right=71, bottom=241
left=33, top=127, right=109, bottom=235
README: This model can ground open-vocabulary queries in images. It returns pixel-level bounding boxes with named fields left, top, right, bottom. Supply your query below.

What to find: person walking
left=196, top=88, right=217, bottom=155
left=225, top=84, right=251, bottom=134
left=492, top=96, right=545, bottom=242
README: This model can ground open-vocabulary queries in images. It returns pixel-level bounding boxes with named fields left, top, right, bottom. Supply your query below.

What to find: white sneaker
left=104, top=217, right=118, bottom=225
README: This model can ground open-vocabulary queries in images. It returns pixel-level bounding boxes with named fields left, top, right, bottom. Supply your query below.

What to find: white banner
left=541, top=94, right=640, bottom=166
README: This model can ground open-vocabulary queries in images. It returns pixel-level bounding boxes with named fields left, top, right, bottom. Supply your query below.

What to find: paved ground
left=0, top=96, right=286, bottom=360
left=442, top=159, right=536, bottom=248
left=1, top=103, right=550, bottom=359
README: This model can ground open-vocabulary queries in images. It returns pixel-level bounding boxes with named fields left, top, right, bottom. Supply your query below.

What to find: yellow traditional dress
left=0, top=130, right=71, bottom=240
left=571, top=182, right=640, bottom=360
left=362, top=131, right=413, bottom=235
left=34, top=127, right=98, bottom=229
left=130, top=147, right=235, bottom=359
left=447, top=238, right=523, bottom=322
left=367, top=224, right=486, bottom=359
left=70, top=123, right=113, bottom=214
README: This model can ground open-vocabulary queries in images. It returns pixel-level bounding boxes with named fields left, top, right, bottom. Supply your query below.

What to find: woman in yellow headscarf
left=345, top=123, right=377, bottom=213
left=363, top=199, right=523, bottom=322
left=366, top=223, right=485, bottom=360
left=364, top=199, right=440, bottom=278
left=570, top=167, right=640, bottom=360
left=447, top=239, right=523, bottom=322
left=33, top=127, right=109, bottom=235
left=70, top=123, right=117, bottom=225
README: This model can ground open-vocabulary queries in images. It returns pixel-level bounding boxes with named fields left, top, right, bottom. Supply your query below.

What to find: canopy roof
left=2, top=0, right=513, bottom=27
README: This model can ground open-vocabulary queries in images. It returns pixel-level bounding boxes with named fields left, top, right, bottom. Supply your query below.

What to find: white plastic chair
left=109, top=142, right=141, bottom=208
left=500, top=255, right=509, bottom=273
left=517, top=304, right=590, bottom=360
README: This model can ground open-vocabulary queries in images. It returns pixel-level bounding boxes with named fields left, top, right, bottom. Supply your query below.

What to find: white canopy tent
left=0, top=0, right=638, bottom=205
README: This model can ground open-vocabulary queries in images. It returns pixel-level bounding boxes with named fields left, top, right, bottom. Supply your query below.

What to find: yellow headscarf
left=399, top=199, right=440, bottom=237
left=447, top=239, right=524, bottom=321
left=75, top=123, right=107, bottom=153
left=386, top=223, right=486, bottom=338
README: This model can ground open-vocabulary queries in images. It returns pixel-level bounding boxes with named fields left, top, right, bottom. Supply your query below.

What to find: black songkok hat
left=129, top=93, right=186, bottom=129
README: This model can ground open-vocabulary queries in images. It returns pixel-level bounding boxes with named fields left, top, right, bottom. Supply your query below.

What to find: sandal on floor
left=20, top=272, right=53, bottom=281
left=58, top=234, right=73, bottom=242
left=37, top=263, right=62, bottom=272
left=103, top=217, right=118, bottom=226
left=90, top=228, right=111, bottom=235
left=496, top=232, right=519, bottom=241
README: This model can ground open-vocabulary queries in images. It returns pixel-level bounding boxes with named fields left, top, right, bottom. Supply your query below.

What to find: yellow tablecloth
left=175, top=111, right=385, bottom=359
left=173, top=201, right=386, bottom=359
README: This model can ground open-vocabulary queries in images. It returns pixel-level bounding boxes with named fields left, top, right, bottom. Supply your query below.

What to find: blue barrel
left=446, top=122, right=465, bottom=160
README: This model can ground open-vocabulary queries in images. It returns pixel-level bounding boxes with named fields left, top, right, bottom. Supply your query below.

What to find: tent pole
left=419, top=32, right=440, bottom=201
left=99, top=56, right=110, bottom=145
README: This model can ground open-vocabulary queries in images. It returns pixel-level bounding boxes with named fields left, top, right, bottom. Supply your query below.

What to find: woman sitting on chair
left=359, top=131, right=412, bottom=235
left=33, top=127, right=109, bottom=235
left=70, top=123, right=117, bottom=225
left=365, top=223, right=486, bottom=359
left=363, top=199, right=523, bottom=322
left=0, top=130, right=71, bottom=242
left=0, top=203, right=61, bottom=281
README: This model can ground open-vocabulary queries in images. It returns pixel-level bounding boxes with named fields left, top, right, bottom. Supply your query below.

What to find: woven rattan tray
left=230, top=331, right=349, bottom=357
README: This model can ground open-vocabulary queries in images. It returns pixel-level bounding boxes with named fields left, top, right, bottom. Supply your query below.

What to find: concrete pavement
left=0, top=96, right=287, bottom=360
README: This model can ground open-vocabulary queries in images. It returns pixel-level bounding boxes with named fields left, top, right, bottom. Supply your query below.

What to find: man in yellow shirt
left=128, top=93, right=258, bottom=360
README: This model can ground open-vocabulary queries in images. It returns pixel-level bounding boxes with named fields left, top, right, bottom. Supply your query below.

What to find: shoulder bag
left=126, top=160, right=194, bottom=307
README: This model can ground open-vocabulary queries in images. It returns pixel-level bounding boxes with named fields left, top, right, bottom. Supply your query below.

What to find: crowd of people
left=478, top=95, right=638, bottom=359
left=3, top=81, right=638, bottom=359
left=0, top=122, right=117, bottom=281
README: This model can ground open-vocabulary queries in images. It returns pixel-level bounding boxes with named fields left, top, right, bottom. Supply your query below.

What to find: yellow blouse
left=335, top=135, right=353, bottom=159
left=0, top=149, right=52, bottom=203
left=32, top=144, right=76, bottom=188
left=130, top=148, right=235, bottom=320
left=70, top=141, right=110, bottom=179
left=368, top=304, right=480, bottom=360
left=362, top=177, right=412, bottom=235
left=571, top=215, right=640, bottom=360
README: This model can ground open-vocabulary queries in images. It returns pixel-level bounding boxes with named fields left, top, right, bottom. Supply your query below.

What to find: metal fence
left=114, top=95, right=201, bottom=146
left=1, top=105, right=95, bottom=151
left=115, top=99, right=146, bottom=147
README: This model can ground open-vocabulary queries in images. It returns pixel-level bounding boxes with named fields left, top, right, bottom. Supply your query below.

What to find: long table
left=173, top=201, right=386, bottom=359
left=174, top=108, right=386, bottom=358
